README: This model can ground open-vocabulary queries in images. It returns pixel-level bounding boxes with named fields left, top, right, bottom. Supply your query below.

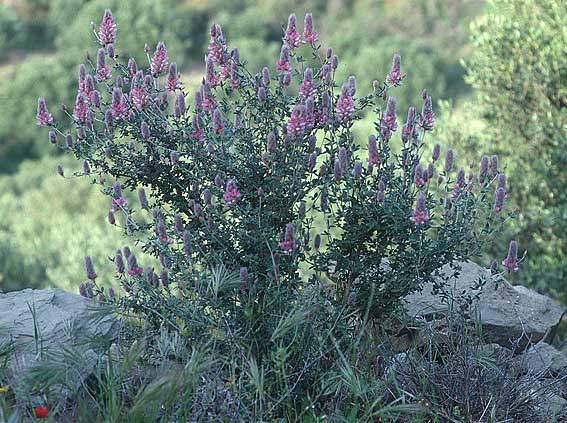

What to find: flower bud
left=497, top=173, right=506, bottom=190
left=240, top=266, right=248, bottom=282
left=338, top=147, right=348, bottom=170
left=314, top=234, right=321, bottom=250
left=174, top=213, right=184, bottom=233
left=174, top=93, right=186, bottom=118
left=115, top=250, right=124, bottom=273
left=502, top=240, right=519, bottom=272
left=262, top=67, right=270, bottom=86
left=105, top=208, right=115, bottom=225
left=170, top=150, right=180, bottom=165
left=333, top=160, right=342, bottom=181
left=490, top=260, right=498, bottom=275
left=183, top=230, right=193, bottom=255
left=257, top=86, right=267, bottom=102
left=490, top=155, right=499, bottom=178
left=432, top=143, right=441, bottom=162
left=494, top=186, right=506, bottom=213
left=140, top=121, right=150, bottom=139
left=298, top=202, right=306, bottom=219
left=331, top=55, right=339, bottom=70
left=203, top=188, right=212, bottom=205
left=160, top=270, right=169, bottom=287
left=320, top=190, right=328, bottom=212
left=353, top=161, right=363, bottom=179
left=478, top=155, right=489, bottom=183
left=56, top=164, right=64, bottom=177
left=444, top=149, right=454, bottom=173
left=267, top=132, right=277, bottom=153
left=138, top=188, right=148, bottom=209
left=84, top=256, right=97, bottom=280
left=49, top=130, right=57, bottom=145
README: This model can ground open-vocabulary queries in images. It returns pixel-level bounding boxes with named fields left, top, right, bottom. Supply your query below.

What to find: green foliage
left=0, top=156, right=126, bottom=293
left=0, top=57, right=70, bottom=173
left=53, top=0, right=192, bottom=68
left=336, top=36, right=447, bottom=114
left=464, top=0, right=567, bottom=299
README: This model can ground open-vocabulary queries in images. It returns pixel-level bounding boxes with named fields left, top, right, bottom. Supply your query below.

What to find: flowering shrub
left=37, top=10, right=513, bottom=342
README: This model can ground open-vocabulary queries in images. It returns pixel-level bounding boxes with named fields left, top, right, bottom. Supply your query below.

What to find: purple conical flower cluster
left=502, top=240, right=519, bottom=272
left=287, top=104, right=307, bottom=138
left=111, top=88, right=128, bottom=119
left=418, top=92, right=434, bottom=131
left=280, top=223, right=297, bottom=253
left=410, top=193, right=429, bottom=225
left=166, top=62, right=182, bottom=91
left=223, top=179, right=241, bottom=204
left=380, top=97, right=397, bottom=140
left=36, top=98, right=53, bottom=126
left=386, top=54, right=406, bottom=86
left=98, top=9, right=117, bottom=45
left=302, top=13, right=318, bottom=44
left=151, top=42, right=168, bottom=76
left=299, top=68, right=316, bottom=98
left=335, top=84, right=355, bottom=123
left=284, top=14, right=301, bottom=48
left=95, top=49, right=111, bottom=82
left=276, top=44, right=291, bottom=72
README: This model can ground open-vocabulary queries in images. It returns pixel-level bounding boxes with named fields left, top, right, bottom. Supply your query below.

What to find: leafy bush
left=33, top=8, right=514, bottom=420
left=465, top=0, right=567, bottom=300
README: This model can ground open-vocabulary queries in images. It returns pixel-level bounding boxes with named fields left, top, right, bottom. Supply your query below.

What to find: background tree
left=464, top=0, right=567, bottom=299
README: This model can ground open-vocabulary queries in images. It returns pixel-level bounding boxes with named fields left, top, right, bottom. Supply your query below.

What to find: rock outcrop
left=403, top=261, right=564, bottom=349
left=0, top=288, right=120, bottom=397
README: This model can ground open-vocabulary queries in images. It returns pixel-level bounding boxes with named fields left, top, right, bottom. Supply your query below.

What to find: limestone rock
left=518, top=342, right=567, bottom=375
left=403, top=261, right=564, bottom=349
left=0, top=288, right=120, bottom=397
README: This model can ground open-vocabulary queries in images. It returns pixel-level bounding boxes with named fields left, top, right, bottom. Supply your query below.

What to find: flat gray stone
left=403, top=261, right=564, bottom=349
left=518, top=343, right=567, bottom=375
left=0, top=288, right=120, bottom=397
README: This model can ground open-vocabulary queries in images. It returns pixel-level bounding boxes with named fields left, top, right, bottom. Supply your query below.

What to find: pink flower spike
left=335, top=84, right=355, bottom=123
left=502, top=240, right=519, bottom=272
left=386, top=54, right=406, bottom=86
left=36, top=98, right=54, bottom=126
left=166, top=62, right=182, bottom=91
left=207, top=23, right=227, bottom=65
left=302, top=13, right=318, bottom=44
left=410, top=193, right=429, bottom=225
left=95, top=48, right=112, bottom=82
left=299, top=68, right=316, bottom=98
left=276, top=43, right=291, bottom=72
left=205, top=55, right=219, bottom=87
left=223, top=179, right=241, bottom=204
left=98, top=9, right=117, bottom=45
left=212, top=108, right=224, bottom=134
left=151, top=42, right=168, bottom=76
left=280, top=223, right=297, bottom=253
left=78, top=64, right=87, bottom=92
left=418, top=93, right=435, bottom=131
left=380, top=96, right=397, bottom=140
left=73, top=93, right=89, bottom=124
left=111, top=88, right=128, bottom=119
left=284, top=14, right=301, bottom=48
left=286, top=104, right=307, bottom=138
left=367, top=135, right=379, bottom=165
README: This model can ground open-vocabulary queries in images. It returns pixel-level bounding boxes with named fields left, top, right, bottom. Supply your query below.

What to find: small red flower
left=35, top=405, right=49, bottom=419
